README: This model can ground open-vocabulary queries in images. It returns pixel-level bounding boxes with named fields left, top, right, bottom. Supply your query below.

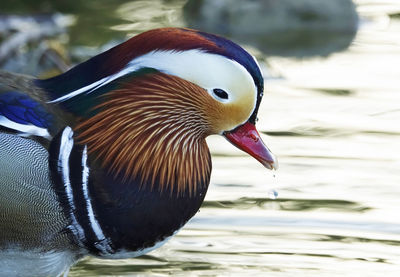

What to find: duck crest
left=75, top=72, right=212, bottom=196
left=35, top=28, right=264, bottom=124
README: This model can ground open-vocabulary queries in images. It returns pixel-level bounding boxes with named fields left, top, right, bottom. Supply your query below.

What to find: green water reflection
left=202, top=197, right=371, bottom=212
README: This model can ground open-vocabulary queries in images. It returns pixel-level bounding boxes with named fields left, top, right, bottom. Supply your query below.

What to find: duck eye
left=213, top=88, right=229, bottom=100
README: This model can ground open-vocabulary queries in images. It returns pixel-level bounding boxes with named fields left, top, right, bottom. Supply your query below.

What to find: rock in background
left=0, top=14, right=74, bottom=77
left=184, top=0, right=359, bottom=57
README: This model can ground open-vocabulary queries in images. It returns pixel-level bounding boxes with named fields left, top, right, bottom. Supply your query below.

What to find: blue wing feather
left=0, top=91, right=53, bottom=137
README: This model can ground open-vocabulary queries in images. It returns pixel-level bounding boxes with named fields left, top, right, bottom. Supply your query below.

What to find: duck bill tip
left=223, top=122, right=278, bottom=170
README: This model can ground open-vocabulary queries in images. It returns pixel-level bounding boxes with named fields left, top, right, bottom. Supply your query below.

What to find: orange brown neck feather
left=75, top=73, right=215, bottom=196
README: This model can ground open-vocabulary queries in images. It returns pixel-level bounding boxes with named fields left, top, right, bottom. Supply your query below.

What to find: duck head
left=39, top=28, right=277, bottom=195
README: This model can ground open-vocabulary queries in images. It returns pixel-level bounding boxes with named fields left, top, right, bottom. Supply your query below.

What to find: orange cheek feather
left=204, top=91, right=256, bottom=134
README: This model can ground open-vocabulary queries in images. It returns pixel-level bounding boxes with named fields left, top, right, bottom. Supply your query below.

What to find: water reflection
left=111, top=0, right=185, bottom=34
left=202, top=197, right=371, bottom=212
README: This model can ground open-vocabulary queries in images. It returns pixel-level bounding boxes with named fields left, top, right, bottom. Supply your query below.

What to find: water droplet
left=268, top=189, right=279, bottom=200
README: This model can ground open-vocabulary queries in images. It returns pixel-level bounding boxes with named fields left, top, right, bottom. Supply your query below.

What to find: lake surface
left=5, top=0, right=400, bottom=276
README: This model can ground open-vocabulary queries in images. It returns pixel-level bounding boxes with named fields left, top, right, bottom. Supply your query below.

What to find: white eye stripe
left=127, top=50, right=255, bottom=97
left=50, top=49, right=257, bottom=106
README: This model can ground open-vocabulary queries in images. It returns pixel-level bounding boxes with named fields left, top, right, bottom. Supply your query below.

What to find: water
left=4, top=0, right=400, bottom=275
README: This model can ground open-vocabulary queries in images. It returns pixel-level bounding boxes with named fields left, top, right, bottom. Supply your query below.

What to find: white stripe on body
left=58, top=127, right=86, bottom=243
left=81, top=146, right=113, bottom=254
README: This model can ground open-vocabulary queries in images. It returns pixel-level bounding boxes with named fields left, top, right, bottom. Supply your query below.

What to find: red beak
left=223, top=122, right=278, bottom=170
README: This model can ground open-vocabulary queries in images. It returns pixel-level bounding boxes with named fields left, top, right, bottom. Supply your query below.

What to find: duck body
left=0, top=124, right=208, bottom=276
left=0, top=28, right=276, bottom=276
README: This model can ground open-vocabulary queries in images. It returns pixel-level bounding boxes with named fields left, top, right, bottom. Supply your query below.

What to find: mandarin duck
left=0, top=28, right=277, bottom=277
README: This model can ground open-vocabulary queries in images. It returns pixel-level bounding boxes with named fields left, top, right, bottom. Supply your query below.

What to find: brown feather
left=75, top=73, right=213, bottom=196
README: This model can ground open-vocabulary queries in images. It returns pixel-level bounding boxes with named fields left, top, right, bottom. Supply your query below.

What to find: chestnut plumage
left=75, top=72, right=212, bottom=195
